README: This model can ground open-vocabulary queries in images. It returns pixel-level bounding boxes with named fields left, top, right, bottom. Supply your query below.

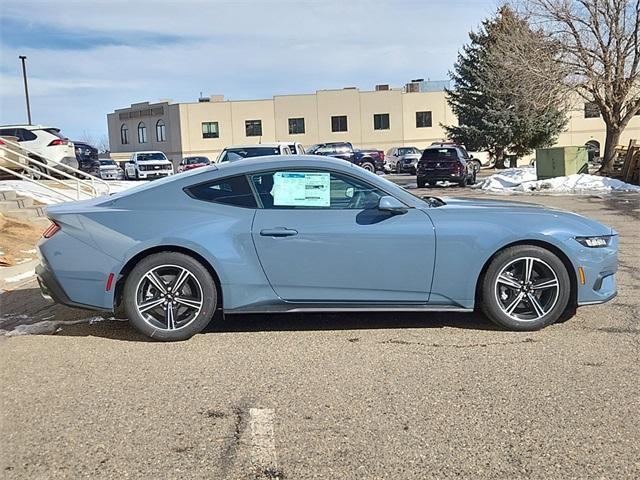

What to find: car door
left=250, top=168, right=436, bottom=303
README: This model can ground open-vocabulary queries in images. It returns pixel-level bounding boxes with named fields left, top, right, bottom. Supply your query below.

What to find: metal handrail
left=0, top=138, right=110, bottom=200
left=0, top=164, right=78, bottom=201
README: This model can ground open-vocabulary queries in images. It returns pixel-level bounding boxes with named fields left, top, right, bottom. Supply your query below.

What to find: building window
left=331, top=115, right=348, bottom=132
left=416, top=111, right=432, bottom=128
left=374, top=113, right=390, bottom=130
left=156, top=119, right=166, bottom=142
left=245, top=120, right=262, bottom=137
left=120, top=124, right=129, bottom=144
left=288, top=118, right=305, bottom=135
left=137, top=122, right=147, bottom=143
left=202, top=122, right=219, bottom=139
left=584, top=102, right=600, bottom=118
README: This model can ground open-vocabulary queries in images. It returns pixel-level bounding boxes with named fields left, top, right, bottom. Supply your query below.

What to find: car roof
left=134, top=150, right=167, bottom=154
left=0, top=124, right=57, bottom=130
left=224, top=144, right=286, bottom=149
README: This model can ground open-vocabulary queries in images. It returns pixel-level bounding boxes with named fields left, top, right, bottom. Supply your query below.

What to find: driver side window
left=250, top=170, right=385, bottom=210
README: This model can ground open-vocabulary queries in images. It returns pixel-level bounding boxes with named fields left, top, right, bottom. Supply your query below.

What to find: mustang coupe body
left=36, top=156, right=618, bottom=340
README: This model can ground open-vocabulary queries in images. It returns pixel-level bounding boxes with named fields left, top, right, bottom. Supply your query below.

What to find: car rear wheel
left=481, top=245, right=571, bottom=331
left=123, top=252, right=217, bottom=341
left=361, top=161, right=375, bottom=172
left=417, top=178, right=426, bottom=188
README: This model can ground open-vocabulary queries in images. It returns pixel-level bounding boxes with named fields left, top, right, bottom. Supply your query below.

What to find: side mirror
left=377, top=195, right=408, bottom=214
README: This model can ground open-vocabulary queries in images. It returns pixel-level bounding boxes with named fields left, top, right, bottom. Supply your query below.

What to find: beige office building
left=107, top=80, right=640, bottom=166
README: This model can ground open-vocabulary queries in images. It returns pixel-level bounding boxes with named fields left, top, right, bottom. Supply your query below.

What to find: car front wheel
left=481, top=245, right=571, bottom=331
left=123, top=252, right=218, bottom=341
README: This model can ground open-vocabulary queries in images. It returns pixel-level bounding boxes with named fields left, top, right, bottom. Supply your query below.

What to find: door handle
left=260, top=228, right=298, bottom=237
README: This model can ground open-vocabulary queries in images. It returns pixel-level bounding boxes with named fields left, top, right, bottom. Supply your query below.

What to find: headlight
left=575, top=236, right=612, bottom=248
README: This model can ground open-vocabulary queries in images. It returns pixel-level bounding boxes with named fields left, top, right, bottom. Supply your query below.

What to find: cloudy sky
left=0, top=0, right=496, bottom=145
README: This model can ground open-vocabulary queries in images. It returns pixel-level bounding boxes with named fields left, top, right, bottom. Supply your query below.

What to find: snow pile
left=0, top=180, right=144, bottom=205
left=475, top=167, right=640, bottom=194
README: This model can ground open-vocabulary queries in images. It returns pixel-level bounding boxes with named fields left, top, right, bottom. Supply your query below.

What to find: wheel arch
left=113, top=245, right=223, bottom=313
left=474, top=239, right=578, bottom=311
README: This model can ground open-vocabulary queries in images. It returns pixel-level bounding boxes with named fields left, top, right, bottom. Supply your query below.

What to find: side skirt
left=225, top=304, right=473, bottom=314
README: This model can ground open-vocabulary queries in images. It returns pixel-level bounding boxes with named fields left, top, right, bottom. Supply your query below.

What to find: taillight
left=380, top=151, right=385, bottom=161
left=43, top=221, right=60, bottom=238
left=48, top=139, right=66, bottom=146
left=0, top=138, right=5, bottom=145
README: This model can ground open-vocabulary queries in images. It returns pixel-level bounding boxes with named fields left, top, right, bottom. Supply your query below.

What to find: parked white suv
left=124, top=151, right=174, bottom=180
left=0, top=125, right=78, bottom=176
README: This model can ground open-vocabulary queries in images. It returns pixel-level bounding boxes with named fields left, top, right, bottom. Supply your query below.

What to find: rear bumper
left=36, top=263, right=110, bottom=311
left=417, top=172, right=465, bottom=182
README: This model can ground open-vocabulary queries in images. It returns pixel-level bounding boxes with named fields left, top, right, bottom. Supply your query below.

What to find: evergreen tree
left=445, top=6, right=568, bottom=168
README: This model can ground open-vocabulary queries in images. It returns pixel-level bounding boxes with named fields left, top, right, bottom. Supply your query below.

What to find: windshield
left=222, top=147, right=280, bottom=162
left=186, top=157, right=208, bottom=165
left=100, top=160, right=116, bottom=166
left=398, top=147, right=420, bottom=155
left=137, top=152, right=167, bottom=161
left=306, top=144, right=320, bottom=154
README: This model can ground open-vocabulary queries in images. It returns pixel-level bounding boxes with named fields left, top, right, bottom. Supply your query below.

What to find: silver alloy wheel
left=494, top=257, right=560, bottom=322
left=135, top=264, right=204, bottom=331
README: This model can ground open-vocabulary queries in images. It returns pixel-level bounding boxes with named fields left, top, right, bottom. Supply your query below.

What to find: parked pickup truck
left=306, top=142, right=384, bottom=172
left=124, top=151, right=174, bottom=180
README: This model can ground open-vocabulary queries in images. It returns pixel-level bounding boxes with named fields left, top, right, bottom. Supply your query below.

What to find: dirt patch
left=0, top=213, right=44, bottom=266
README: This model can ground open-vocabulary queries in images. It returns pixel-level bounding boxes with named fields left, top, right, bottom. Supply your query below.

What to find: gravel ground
left=1, top=183, right=638, bottom=479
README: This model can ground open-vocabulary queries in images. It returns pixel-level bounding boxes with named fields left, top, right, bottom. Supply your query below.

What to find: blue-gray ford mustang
left=36, top=156, right=618, bottom=341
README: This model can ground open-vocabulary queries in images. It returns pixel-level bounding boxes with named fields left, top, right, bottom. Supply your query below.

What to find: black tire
left=458, top=176, right=468, bottom=187
left=417, top=178, right=426, bottom=188
left=396, top=162, right=402, bottom=174
left=135, top=170, right=140, bottom=180
left=123, top=252, right=218, bottom=341
left=481, top=245, right=571, bottom=331
left=361, top=161, right=374, bottom=172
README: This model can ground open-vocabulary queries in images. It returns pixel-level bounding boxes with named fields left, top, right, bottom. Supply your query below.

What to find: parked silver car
left=386, top=146, right=422, bottom=174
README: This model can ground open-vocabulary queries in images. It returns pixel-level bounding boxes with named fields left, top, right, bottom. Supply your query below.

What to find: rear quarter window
left=185, top=175, right=257, bottom=208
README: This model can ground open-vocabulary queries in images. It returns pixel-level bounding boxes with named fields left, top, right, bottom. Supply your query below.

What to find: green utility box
left=535, top=146, right=589, bottom=180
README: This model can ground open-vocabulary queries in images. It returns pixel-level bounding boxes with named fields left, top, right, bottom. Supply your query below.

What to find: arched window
left=585, top=139, right=600, bottom=163
left=156, top=119, right=166, bottom=142
left=137, top=122, right=147, bottom=143
left=120, top=124, right=129, bottom=144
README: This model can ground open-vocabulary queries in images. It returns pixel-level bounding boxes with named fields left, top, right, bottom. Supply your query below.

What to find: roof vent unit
left=375, top=84, right=390, bottom=91
left=405, top=82, right=420, bottom=93
left=343, top=86, right=357, bottom=90
left=411, top=78, right=425, bottom=83
left=198, top=97, right=211, bottom=102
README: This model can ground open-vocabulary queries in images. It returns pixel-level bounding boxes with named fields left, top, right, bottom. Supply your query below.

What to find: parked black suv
left=73, top=141, right=100, bottom=176
left=416, top=146, right=475, bottom=188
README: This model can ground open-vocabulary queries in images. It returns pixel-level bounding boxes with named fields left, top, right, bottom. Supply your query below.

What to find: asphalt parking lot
left=1, top=179, right=639, bottom=479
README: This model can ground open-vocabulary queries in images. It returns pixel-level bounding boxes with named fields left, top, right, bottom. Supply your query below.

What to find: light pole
left=19, top=55, right=32, bottom=125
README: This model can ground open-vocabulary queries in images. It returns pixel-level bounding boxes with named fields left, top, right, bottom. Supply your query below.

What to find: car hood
left=137, top=160, right=172, bottom=165
left=431, top=197, right=615, bottom=236
left=400, top=154, right=421, bottom=160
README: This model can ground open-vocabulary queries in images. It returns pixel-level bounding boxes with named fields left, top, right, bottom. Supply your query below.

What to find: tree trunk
left=494, top=147, right=506, bottom=169
left=598, top=125, right=623, bottom=175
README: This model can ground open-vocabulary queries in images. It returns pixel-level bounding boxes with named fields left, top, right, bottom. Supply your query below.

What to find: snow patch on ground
left=0, top=180, right=145, bottom=205
left=475, top=167, right=640, bottom=194
left=0, top=315, right=123, bottom=336
left=5, top=270, right=35, bottom=283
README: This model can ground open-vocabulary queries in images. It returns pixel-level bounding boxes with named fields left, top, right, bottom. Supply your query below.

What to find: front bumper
left=138, top=171, right=172, bottom=179
left=568, top=235, right=618, bottom=306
